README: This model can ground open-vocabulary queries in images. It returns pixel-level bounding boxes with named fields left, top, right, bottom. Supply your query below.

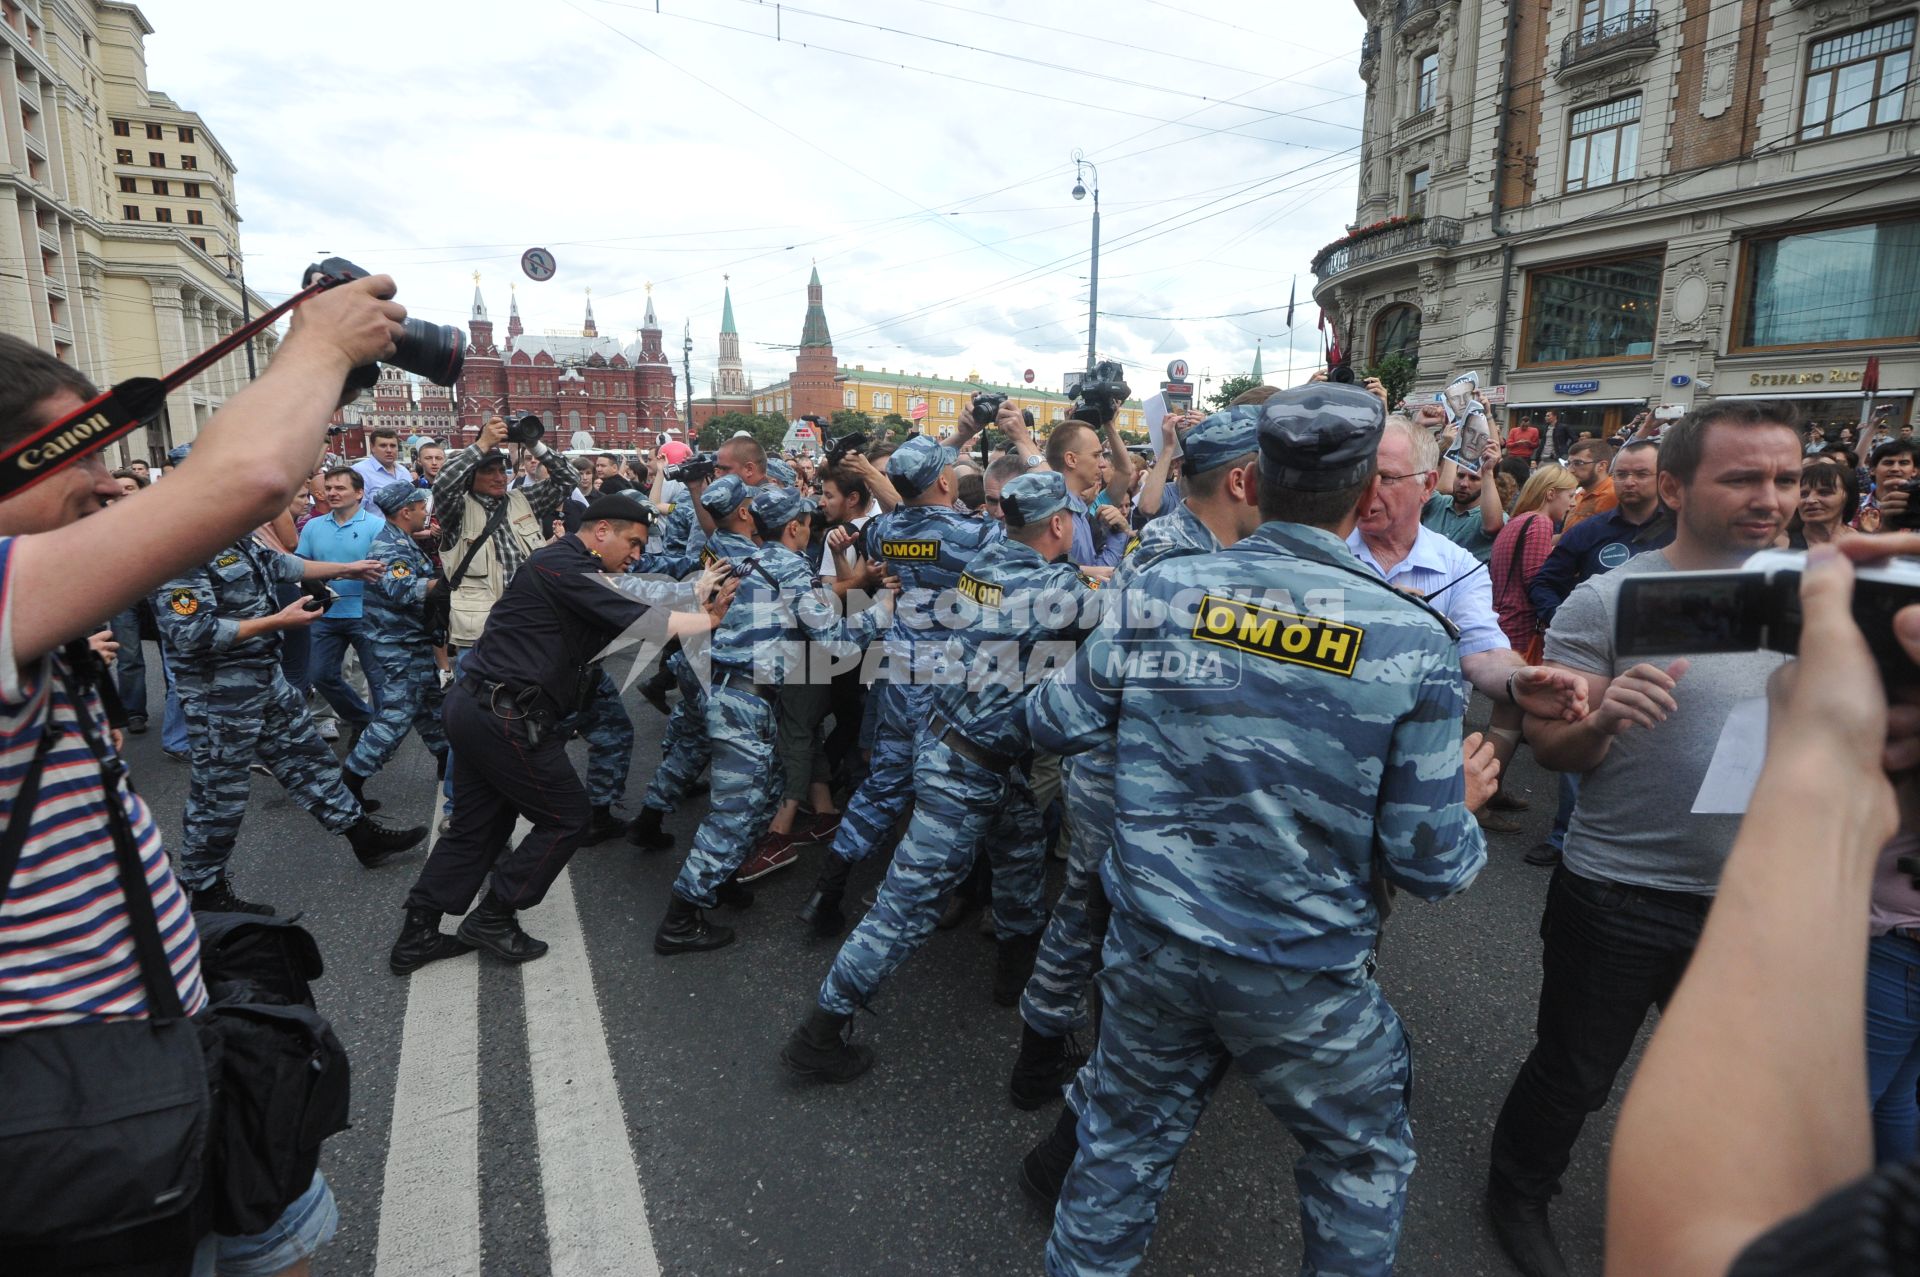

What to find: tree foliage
left=1363, top=353, right=1419, bottom=409
left=1205, top=374, right=1266, bottom=411
left=696, top=411, right=790, bottom=454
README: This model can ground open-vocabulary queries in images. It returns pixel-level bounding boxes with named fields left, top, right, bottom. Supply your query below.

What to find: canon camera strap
left=0, top=277, right=336, bottom=506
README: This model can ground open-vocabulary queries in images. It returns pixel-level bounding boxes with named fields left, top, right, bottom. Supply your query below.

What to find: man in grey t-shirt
left=1485, top=403, right=1806, bottom=1277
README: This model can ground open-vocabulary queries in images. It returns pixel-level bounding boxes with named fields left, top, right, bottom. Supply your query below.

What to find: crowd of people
left=4, top=274, right=1920, bottom=1277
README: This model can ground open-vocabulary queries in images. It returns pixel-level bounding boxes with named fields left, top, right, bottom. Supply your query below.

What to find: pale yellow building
left=753, top=364, right=1146, bottom=441
left=0, top=0, right=268, bottom=463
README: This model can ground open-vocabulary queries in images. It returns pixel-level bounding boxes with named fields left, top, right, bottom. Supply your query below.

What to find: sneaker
left=316, top=718, right=339, bottom=742
left=1524, top=841, right=1563, bottom=868
left=190, top=875, right=275, bottom=916
left=162, top=746, right=189, bottom=763
left=1488, top=788, right=1531, bottom=812
left=126, top=715, right=148, bottom=735
left=1477, top=810, right=1523, bottom=835
left=737, top=831, right=799, bottom=882
left=250, top=762, right=273, bottom=778
left=800, top=809, right=842, bottom=845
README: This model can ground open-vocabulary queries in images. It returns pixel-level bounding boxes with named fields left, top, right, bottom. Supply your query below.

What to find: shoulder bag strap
left=49, top=649, right=187, bottom=1021
left=0, top=698, right=60, bottom=891
left=447, top=497, right=514, bottom=590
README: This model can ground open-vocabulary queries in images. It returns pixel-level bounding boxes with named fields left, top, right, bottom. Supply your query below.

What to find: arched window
left=542, top=410, right=555, bottom=428
left=568, top=410, right=581, bottom=432
left=1371, top=304, right=1421, bottom=364
left=617, top=412, right=628, bottom=432
left=594, top=412, right=606, bottom=431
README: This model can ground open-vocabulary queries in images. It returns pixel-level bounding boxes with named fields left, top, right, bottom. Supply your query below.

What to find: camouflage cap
left=1256, top=384, right=1386, bottom=492
left=372, top=482, right=428, bottom=515
left=887, top=435, right=958, bottom=499
left=1181, top=405, right=1262, bottom=474
left=699, top=474, right=756, bottom=519
left=750, top=484, right=816, bottom=531
left=764, top=456, right=797, bottom=488
left=1000, top=470, right=1072, bottom=528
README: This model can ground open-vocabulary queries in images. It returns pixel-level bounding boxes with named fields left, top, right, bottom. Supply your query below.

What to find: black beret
left=579, top=493, right=655, bottom=525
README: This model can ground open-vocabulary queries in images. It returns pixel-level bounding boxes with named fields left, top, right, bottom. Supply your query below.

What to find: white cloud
left=138, top=0, right=1366, bottom=402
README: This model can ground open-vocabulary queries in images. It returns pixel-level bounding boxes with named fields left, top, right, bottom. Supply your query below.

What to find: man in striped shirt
left=0, top=273, right=406, bottom=1272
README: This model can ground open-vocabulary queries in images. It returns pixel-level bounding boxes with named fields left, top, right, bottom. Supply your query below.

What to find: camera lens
left=391, top=319, right=467, bottom=386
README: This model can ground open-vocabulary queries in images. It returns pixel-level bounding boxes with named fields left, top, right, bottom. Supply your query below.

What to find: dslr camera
left=503, top=414, right=544, bottom=446
left=1614, top=549, right=1920, bottom=689
left=301, top=257, right=466, bottom=397
left=1069, top=361, right=1131, bottom=427
left=666, top=452, right=717, bottom=486
left=1327, top=358, right=1357, bottom=385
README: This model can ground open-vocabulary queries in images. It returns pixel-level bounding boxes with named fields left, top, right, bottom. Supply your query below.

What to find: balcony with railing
left=1312, top=216, right=1462, bottom=284
left=1559, top=8, right=1660, bottom=77
left=1361, top=27, right=1379, bottom=66
left=1395, top=0, right=1450, bottom=37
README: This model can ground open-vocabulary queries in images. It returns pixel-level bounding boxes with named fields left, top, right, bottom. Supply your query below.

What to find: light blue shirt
left=353, top=456, right=415, bottom=514
left=1346, top=525, right=1508, bottom=656
left=1067, top=490, right=1125, bottom=569
left=295, top=507, right=381, bottom=618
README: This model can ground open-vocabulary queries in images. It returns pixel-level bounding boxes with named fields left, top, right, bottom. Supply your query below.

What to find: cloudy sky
left=140, top=0, right=1368, bottom=400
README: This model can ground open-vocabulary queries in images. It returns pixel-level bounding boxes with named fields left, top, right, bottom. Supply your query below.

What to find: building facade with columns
left=453, top=282, right=681, bottom=450
left=0, top=1, right=269, bottom=464
left=1314, top=0, right=1920, bottom=441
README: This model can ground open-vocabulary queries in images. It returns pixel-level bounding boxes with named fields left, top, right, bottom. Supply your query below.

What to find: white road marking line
left=520, top=866, right=663, bottom=1277
left=373, top=948, right=482, bottom=1277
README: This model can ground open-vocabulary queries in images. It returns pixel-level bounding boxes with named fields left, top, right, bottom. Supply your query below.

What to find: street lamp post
left=1071, top=149, right=1100, bottom=379
left=224, top=250, right=256, bottom=380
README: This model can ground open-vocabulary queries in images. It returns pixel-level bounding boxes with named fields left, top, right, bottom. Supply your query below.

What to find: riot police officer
left=341, top=482, right=448, bottom=805
left=1022, top=385, right=1498, bottom=1277
left=797, top=433, right=1002, bottom=934
left=154, top=518, right=429, bottom=916
left=783, top=470, right=1096, bottom=1083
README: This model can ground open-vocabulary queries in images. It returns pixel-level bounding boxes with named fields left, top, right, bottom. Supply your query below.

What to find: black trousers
left=1489, top=865, right=1712, bottom=1201
left=406, top=681, right=590, bottom=915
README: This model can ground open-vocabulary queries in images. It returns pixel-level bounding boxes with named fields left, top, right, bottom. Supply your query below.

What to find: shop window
left=1521, top=252, right=1662, bottom=364
left=1735, top=216, right=1920, bottom=350
left=1801, top=16, right=1913, bottom=141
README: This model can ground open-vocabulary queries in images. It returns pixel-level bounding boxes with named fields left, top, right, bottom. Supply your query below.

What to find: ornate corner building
left=1315, top=0, right=1920, bottom=437
left=0, top=0, right=274, bottom=465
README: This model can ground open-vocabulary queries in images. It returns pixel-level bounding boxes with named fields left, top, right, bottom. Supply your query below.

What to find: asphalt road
left=121, top=656, right=1636, bottom=1277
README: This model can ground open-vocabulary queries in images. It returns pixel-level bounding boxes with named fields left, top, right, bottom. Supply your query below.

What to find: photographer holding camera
left=0, top=272, right=405, bottom=1275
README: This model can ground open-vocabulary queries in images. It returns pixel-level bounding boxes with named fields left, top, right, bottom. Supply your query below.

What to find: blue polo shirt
left=1067, top=490, right=1125, bottom=569
left=294, top=507, right=381, bottom=618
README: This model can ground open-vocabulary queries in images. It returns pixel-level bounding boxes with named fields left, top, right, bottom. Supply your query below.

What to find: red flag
left=1864, top=355, right=1881, bottom=395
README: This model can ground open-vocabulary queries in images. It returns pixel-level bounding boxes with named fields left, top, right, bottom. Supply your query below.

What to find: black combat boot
left=389, top=906, right=475, bottom=975
left=456, top=890, right=549, bottom=963
left=190, top=874, right=274, bottom=917
left=640, top=665, right=673, bottom=716
left=1019, top=1107, right=1080, bottom=1208
left=346, top=815, right=427, bottom=868
left=582, top=803, right=625, bottom=846
left=780, top=1005, right=874, bottom=1083
left=715, top=876, right=755, bottom=910
left=1485, top=1178, right=1570, bottom=1277
left=1008, top=1023, right=1087, bottom=1111
left=654, top=895, right=736, bottom=955
left=627, top=806, right=674, bottom=853
left=341, top=767, right=382, bottom=814
left=993, top=930, right=1045, bottom=1007
left=797, top=855, right=853, bottom=937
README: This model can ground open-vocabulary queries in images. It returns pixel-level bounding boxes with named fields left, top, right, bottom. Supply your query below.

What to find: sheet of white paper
left=1145, top=393, right=1169, bottom=453
left=1692, top=696, right=1769, bottom=815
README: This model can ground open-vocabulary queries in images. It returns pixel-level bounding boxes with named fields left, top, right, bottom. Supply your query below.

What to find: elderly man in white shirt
left=1348, top=413, right=1588, bottom=722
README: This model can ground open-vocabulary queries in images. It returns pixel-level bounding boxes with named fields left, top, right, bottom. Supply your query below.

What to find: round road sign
left=521, top=247, right=557, bottom=282
left=1166, top=359, right=1190, bottom=381
left=1023, top=368, right=1035, bottom=384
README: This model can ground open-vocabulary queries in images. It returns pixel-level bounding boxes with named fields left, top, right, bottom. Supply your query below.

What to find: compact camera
left=1614, top=549, right=1920, bottom=688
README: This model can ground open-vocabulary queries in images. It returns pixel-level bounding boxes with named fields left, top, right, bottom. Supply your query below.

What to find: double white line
left=374, top=815, right=660, bottom=1277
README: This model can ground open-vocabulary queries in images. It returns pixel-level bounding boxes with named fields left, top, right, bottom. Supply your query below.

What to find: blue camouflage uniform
left=654, top=493, right=709, bottom=563
left=632, top=541, right=712, bottom=814
left=1031, top=386, right=1489, bottom=1277
left=1022, top=408, right=1256, bottom=1047
left=154, top=537, right=363, bottom=892
left=670, top=482, right=886, bottom=910
left=345, top=487, right=448, bottom=783
left=819, top=472, right=1095, bottom=1016
left=824, top=436, right=1002, bottom=871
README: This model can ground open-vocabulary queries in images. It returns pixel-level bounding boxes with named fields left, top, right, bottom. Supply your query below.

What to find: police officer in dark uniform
left=388, top=492, right=731, bottom=974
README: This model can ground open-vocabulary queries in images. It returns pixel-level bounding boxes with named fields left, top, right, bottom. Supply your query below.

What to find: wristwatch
left=1024, top=454, right=1043, bottom=469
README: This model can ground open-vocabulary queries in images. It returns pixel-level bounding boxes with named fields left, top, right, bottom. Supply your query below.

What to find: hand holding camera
left=1069, top=362, right=1131, bottom=428
left=282, top=273, right=409, bottom=404
left=300, top=258, right=464, bottom=399
left=479, top=416, right=511, bottom=451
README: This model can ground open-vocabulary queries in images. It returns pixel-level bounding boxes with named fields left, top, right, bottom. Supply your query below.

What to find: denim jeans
left=308, top=615, right=385, bottom=727
left=1547, top=772, right=1581, bottom=852
left=109, top=608, right=147, bottom=718
left=160, top=648, right=188, bottom=754
left=275, top=582, right=311, bottom=693
left=1489, top=865, right=1711, bottom=1201
left=1866, top=932, right=1920, bottom=1163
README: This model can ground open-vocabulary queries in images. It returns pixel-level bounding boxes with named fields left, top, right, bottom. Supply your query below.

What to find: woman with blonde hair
left=1481, top=464, right=1581, bottom=828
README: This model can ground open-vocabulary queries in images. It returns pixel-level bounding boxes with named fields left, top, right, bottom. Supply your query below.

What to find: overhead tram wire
left=577, top=0, right=1362, bottom=151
